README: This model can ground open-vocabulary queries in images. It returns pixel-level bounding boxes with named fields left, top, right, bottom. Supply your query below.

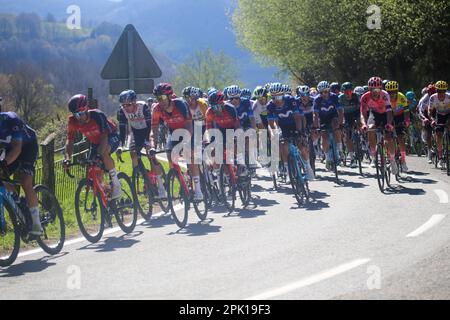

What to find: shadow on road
left=77, top=231, right=142, bottom=252
left=251, top=195, right=279, bottom=207
left=384, top=185, right=426, bottom=196
left=402, top=176, right=437, bottom=184
left=168, top=220, right=222, bottom=237
left=407, top=170, right=430, bottom=176
left=0, top=252, right=68, bottom=278
left=225, top=207, right=267, bottom=219
left=141, top=213, right=174, bottom=229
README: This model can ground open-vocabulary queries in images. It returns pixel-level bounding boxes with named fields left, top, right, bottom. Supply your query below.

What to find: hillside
left=0, top=0, right=279, bottom=87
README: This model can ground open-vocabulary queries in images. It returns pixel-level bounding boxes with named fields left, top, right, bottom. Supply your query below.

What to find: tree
left=0, top=14, right=15, bottom=40
left=173, top=48, right=242, bottom=94
left=9, top=64, right=56, bottom=129
left=16, top=13, right=42, bottom=40
left=232, top=0, right=450, bottom=90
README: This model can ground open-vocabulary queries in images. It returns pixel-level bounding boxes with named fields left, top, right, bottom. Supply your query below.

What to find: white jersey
left=118, top=101, right=151, bottom=130
left=418, top=94, right=431, bottom=115
left=428, top=92, right=450, bottom=115
left=252, top=100, right=268, bottom=125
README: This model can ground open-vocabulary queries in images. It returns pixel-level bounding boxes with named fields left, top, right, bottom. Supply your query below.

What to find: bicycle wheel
left=238, top=171, right=251, bottom=208
left=287, top=154, right=302, bottom=205
left=330, top=143, right=339, bottom=184
left=354, top=133, right=363, bottom=176
left=0, top=202, right=20, bottom=267
left=444, top=130, right=449, bottom=175
left=219, top=165, right=236, bottom=213
left=132, top=166, right=154, bottom=221
left=375, top=144, right=386, bottom=193
left=203, top=163, right=221, bottom=206
left=167, top=169, right=189, bottom=228
left=272, top=172, right=278, bottom=191
left=74, top=178, right=105, bottom=243
left=34, top=185, right=65, bottom=255
left=113, top=172, right=138, bottom=234
left=193, top=171, right=209, bottom=221
left=308, top=137, right=316, bottom=175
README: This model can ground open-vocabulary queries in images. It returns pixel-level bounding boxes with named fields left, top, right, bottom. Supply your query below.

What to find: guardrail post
left=41, top=133, right=56, bottom=193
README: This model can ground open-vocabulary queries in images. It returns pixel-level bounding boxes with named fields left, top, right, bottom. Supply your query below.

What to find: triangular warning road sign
left=101, top=24, right=162, bottom=80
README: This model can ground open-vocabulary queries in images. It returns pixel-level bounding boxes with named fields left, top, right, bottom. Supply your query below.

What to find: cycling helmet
left=269, top=82, right=284, bottom=96
left=341, top=82, right=353, bottom=92
left=363, top=86, right=369, bottom=92
left=382, top=79, right=389, bottom=89
left=119, top=90, right=137, bottom=104
left=227, top=85, right=241, bottom=98
left=189, top=87, right=201, bottom=99
left=353, top=86, right=365, bottom=96
left=264, top=83, right=272, bottom=91
left=182, top=86, right=193, bottom=97
left=296, top=85, right=310, bottom=97
left=435, top=80, right=448, bottom=91
left=281, top=84, right=292, bottom=95
left=368, top=77, right=382, bottom=90
left=405, top=91, right=415, bottom=100
left=385, top=81, right=399, bottom=92
left=253, top=86, right=267, bottom=98
left=240, top=88, right=252, bottom=100
left=427, top=84, right=437, bottom=95
left=317, top=81, right=331, bottom=93
left=330, top=82, right=340, bottom=92
left=208, top=87, right=218, bottom=97
left=147, top=97, right=154, bottom=105
left=68, top=94, right=88, bottom=113
left=153, top=83, right=174, bottom=96
left=208, top=89, right=225, bottom=106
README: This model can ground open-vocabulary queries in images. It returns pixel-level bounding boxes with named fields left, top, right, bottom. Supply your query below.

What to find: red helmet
left=368, top=77, right=382, bottom=90
left=68, top=94, right=88, bottom=113
left=427, top=84, right=436, bottom=96
left=153, top=83, right=174, bottom=96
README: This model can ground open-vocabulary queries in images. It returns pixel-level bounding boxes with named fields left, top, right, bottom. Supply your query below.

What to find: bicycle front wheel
left=35, top=185, right=65, bottom=255
left=74, top=178, right=105, bottom=243
left=0, top=202, right=20, bottom=267
left=167, top=169, right=189, bottom=228
left=375, top=145, right=386, bottom=193
left=193, top=172, right=209, bottom=221
left=219, top=165, right=236, bottom=213
left=113, top=172, right=138, bottom=234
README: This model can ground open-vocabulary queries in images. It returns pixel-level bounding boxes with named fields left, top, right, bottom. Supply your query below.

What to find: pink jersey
left=360, top=90, right=392, bottom=114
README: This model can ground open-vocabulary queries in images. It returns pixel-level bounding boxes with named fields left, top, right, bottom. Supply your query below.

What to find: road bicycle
left=373, top=128, right=394, bottom=193
left=66, top=155, right=138, bottom=243
left=0, top=176, right=64, bottom=267
left=285, top=136, right=311, bottom=206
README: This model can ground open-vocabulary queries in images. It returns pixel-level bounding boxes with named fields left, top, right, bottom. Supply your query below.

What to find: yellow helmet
left=385, top=81, right=399, bottom=92
left=435, top=80, right=448, bottom=91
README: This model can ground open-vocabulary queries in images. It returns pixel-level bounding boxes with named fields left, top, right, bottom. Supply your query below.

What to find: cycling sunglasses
left=272, top=95, right=283, bottom=101
left=73, top=111, right=87, bottom=120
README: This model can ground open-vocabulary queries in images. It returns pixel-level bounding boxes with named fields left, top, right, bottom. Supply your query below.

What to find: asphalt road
left=1, top=155, right=449, bottom=300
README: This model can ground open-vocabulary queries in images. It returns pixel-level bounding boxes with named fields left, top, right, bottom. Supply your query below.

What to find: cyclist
left=310, top=87, right=319, bottom=98
left=267, top=83, right=314, bottom=181
left=147, top=97, right=155, bottom=107
left=330, top=82, right=340, bottom=95
left=149, top=83, right=204, bottom=201
left=226, top=85, right=257, bottom=170
left=418, top=84, right=436, bottom=163
left=385, top=81, right=411, bottom=172
left=64, top=94, right=122, bottom=199
left=429, top=80, right=450, bottom=169
left=354, top=86, right=365, bottom=98
left=182, top=86, right=208, bottom=133
left=0, top=112, right=42, bottom=235
left=360, top=77, right=398, bottom=174
left=252, top=86, right=269, bottom=130
left=406, top=91, right=417, bottom=113
left=339, top=82, right=360, bottom=168
left=117, top=90, right=166, bottom=200
left=313, top=81, right=344, bottom=171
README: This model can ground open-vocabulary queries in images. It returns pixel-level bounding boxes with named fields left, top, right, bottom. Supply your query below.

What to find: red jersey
left=151, top=99, right=191, bottom=132
left=205, top=103, right=239, bottom=130
left=360, top=90, right=392, bottom=114
left=67, top=109, right=117, bottom=145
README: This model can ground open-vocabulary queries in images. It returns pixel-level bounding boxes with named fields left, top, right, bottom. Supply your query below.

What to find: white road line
left=434, top=189, right=449, bottom=204
left=245, top=258, right=371, bottom=300
left=15, top=204, right=183, bottom=260
left=406, top=214, right=446, bottom=238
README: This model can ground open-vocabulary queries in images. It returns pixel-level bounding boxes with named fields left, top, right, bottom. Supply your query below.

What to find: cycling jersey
left=408, top=98, right=417, bottom=113
left=151, top=98, right=191, bottom=132
left=296, top=97, right=314, bottom=114
left=67, top=109, right=117, bottom=145
left=360, top=90, right=392, bottom=115
left=117, top=101, right=151, bottom=146
left=252, top=99, right=268, bottom=125
left=390, top=92, right=409, bottom=116
left=428, top=92, right=450, bottom=115
left=205, top=103, right=239, bottom=130
left=267, top=96, right=302, bottom=128
left=338, top=93, right=360, bottom=114
left=418, top=94, right=431, bottom=116
left=313, top=93, right=342, bottom=116
left=236, top=99, right=254, bottom=130
left=0, top=112, right=37, bottom=146
left=189, top=98, right=208, bottom=122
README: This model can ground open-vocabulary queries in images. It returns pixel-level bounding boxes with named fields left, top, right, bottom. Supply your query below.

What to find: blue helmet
left=269, top=82, right=284, bottom=96
left=296, top=85, right=310, bottom=97
left=317, top=81, right=330, bottom=93
left=281, top=84, right=292, bottom=95
left=119, top=90, right=137, bottom=104
left=406, top=91, right=415, bottom=100
left=240, top=88, right=252, bottom=100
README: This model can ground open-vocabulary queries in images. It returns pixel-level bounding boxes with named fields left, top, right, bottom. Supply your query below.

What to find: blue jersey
left=295, top=96, right=314, bottom=115
left=267, top=96, right=302, bottom=128
left=313, top=93, right=342, bottom=116
left=0, top=112, right=36, bottom=149
left=236, top=99, right=254, bottom=130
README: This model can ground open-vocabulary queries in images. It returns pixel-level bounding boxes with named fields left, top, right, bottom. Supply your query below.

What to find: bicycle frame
left=0, top=186, right=22, bottom=229
left=85, top=164, right=109, bottom=209
left=171, top=162, right=190, bottom=196
left=287, top=139, right=306, bottom=184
